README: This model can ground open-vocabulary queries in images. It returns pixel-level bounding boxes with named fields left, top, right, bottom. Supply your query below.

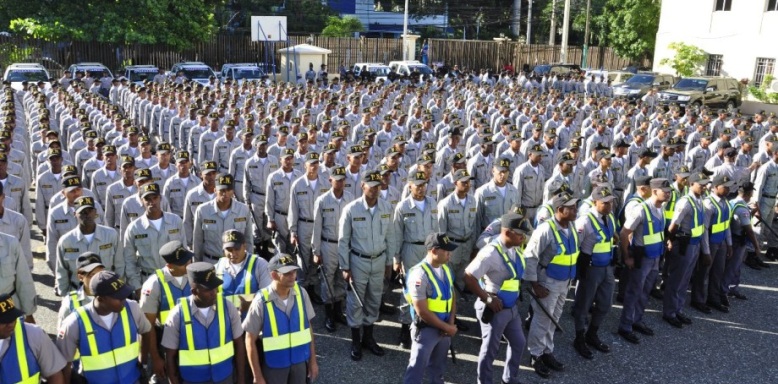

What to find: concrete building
left=653, top=0, right=778, bottom=87
left=326, top=0, right=448, bottom=36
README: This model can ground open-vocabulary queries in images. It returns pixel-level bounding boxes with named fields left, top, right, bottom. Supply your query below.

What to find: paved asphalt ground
left=25, top=190, right=778, bottom=384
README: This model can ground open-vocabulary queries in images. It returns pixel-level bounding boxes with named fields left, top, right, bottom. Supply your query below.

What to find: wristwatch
left=485, top=295, right=493, bottom=304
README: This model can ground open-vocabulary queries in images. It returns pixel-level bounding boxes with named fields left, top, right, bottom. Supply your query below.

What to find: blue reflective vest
left=177, top=296, right=234, bottom=383
left=404, top=262, right=455, bottom=322
left=156, top=270, right=191, bottom=324
left=492, top=241, right=525, bottom=308
left=707, top=196, right=731, bottom=245
left=220, top=255, right=260, bottom=315
left=545, top=221, right=580, bottom=281
left=76, top=303, right=141, bottom=384
left=637, top=202, right=665, bottom=259
left=261, top=284, right=312, bottom=369
left=586, top=212, right=616, bottom=266
left=684, top=196, right=705, bottom=246
left=0, top=321, right=41, bottom=384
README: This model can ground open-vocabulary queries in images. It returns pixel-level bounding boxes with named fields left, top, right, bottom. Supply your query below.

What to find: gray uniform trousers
left=449, top=239, right=474, bottom=293
left=757, top=197, right=778, bottom=248
left=347, top=254, right=387, bottom=327
left=273, top=214, right=292, bottom=255
left=663, top=241, right=700, bottom=318
left=474, top=300, right=525, bottom=384
left=402, top=326, right=451, bottom=384
left=722, top=239, right=747, bottom=296
left=399, top=243, right=428, bottom=324
left=318, top=240, right=346, bottom=303
left=527, top=271, right=569, bottom=356
left=296, top=221, right=318, bottom=289
left=691, top=241, right=727, bottom=305
left=619, top=254, right=660, bottom=332
left=572, top=265, right=615, bottom=332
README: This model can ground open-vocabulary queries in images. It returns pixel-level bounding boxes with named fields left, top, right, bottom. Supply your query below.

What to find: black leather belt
left=251, top=190, right=266, bottom=195
left=614, top=188, right=624, bottom=192
left=352, top=251, right=384, bottom=259
left=762, top=194, right=776, bottom=199
left=203, top=254, right=220, bottom=261
left=275, top=209, right=288, bottom=215
left=449, top=237, right=467, bottom=243
left=322, top=237, right=338, bottom=244
left=521, top=205, right=539, bottom=209
left=299, top=218, right=314, bottom=223
left=405, top=241, right=424, bottom=245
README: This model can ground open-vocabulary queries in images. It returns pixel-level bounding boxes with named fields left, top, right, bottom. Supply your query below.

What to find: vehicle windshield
left=625, top=74, right=655, bottom=85
left=610, top=73, right=632, bottom=82
left=369, top=67, right=391, bottom=76
left=181, top=68, right=213, bottom=79
left=408, top=65, right=433, bottom=75
left=673, top=78, right=708, bottom=91
left=233, top=68, right=263, bottom=80
left=129, top=70, right=157, bottom=82
left=6, top=70, right=48, bottom=82
left=79, top=69, right=107, bottom=79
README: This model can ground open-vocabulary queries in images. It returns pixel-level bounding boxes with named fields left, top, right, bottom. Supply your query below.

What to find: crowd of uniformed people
left=1, top=67, right=777, bottom=384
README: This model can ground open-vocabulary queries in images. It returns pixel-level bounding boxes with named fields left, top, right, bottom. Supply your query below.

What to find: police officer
left=215, top=230, right=271, bottom=318
left=57, top=271, right=152, bottom=384
left=0, top=293, right=67, bottom=384
left=724, top=182, right=759, bottom=301
left=193, top=173, right=253, bottom=263
left=150, top=142, right=175, bottom=189
left=692, top=175, right=735, bottom=313
left=90, top=144, right=122, bottom=207
left=57, top=253, right=105, bottom=328
left=524, top=192, right=580, bottom=378
left=475, top=158, right=519, bottom=233
left=338, top=170, right=398, bottom=361
left=139, top=241, right=193, bottom=383
left=105, top=155, right=137, bottom=230
left=312, top=166, right=354, bottom=332
left=753, top=149, right=778, bottom=260
left=289, top=152, right=330, bottom=303
left=56, top=196, right=122, bottom=294
left=35, top=148, right=65, bottom=231
left=572, top=185, right=618, bottom=359
left=162, top=150, right=201, bottom=219
left=464, top=213, right=532, bottom=384
left=0, top=182, right=32, bottom=267
left=119, top=168, right=172, bottom=240
left=228, top=128, right=255, bottom=203
left=0, top=231, right=35, bottom=321
left=243, top=254, right=318, bottom=384
left=182, top=161, right=218, bottom=247
left=243, top=135, right=280, bottom=257
left=266, top=148, right=302, bottom=254
left=394, top=171, right=440, bottom=348
left=664, top=172, right=709, bottom=328
left=438, top=169, right=478, bottom=298
left=161, top=262, right=245, bottom=384
left=402, top=233, right=459, bottom=384
left=46, top=175, right=86, bottom=273
left=124, top=183, right=186, bottom=290
left=513, top=145, right=546, bottom=221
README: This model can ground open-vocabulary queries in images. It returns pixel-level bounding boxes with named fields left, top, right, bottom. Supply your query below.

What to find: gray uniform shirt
left=56, top=300, right=151, bottom=362
left=90, top=167, right=122, bottom=207
left=437, top=193, right=478, bottom=241
left=393, top=195, right=440, bottom=263
left=105, top=180, right=136, bottom=229
left=119, top=194, right=172, bottom=238
left=670, top=194, right=710, bottom=254
left=513, top=162, right=545, bottom=208
left=465, top=238, right=523, bottom=294
left=0, top=208, right=32, bottom=267
left=0, top=233, right=36, bottom=315
left=474, top=181, right=519, bottom=232
left=123, top=213, right=186, bottom=288
left=56, top=225, right=123, bottom=293
left=337, top=197, right=398, bottom=270
left=288, top=175, right=331, bottom=236
left=312, top=189, right=355, bottom=256
left=163, top=174, right=202, bottom=218
left=193, top=200, right=254, bottom=261
left=183, top=185, right=215, bottom=247
left=0, top=323, right=67, bottom=378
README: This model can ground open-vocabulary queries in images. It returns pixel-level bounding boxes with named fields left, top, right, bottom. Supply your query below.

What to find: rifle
left=526, top=284, right=565, bottom=333
left=318, top=264, right=335, bottom=303
left=348, top=279, right=364, bottom=308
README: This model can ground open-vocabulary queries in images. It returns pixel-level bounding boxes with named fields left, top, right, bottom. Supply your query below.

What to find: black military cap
left=551, top=193, right=579, bottom=211
left=451, top=152, right=466, bottom=165
left=215, top=173, right=234, bottom=190
left=47, top=148, right=63, bottom=159
left=187, top=262, right=222, bottom=290
left=676, top=165, right=692, bottom=178
left=638, top=148, right=658, bottom=158
left=62, top=176, right=83, bottom=193
left=156, top=142, right=172, bottom=153
left=135, top=168, right=152, bottom=182
left=175, top=150, right=190, bottom=163
left=305, top=152, right=320, bottom=164
left=331, top=166, right=347, bottom=180
left=712, top=174, right=736, bottom=188
left=425, top=232, right=458, bottom=251
left=417, top=154, right=434, bottom=165
left=501, top=213, right=532, bottom=235
left=689, top=172, right=711, bottom=185
left=279, top=148, right=295, bottom=159
left=77, top=252, right=104, bottom=273
left=494, top=157, right=511, bottom=171
left=269, top=254, right=299, bottom=273
left=201, top=161, right=218, bottom=173
left=0, top=294, right=25, bottom=323
left=218, top=228, right=245, bottom=249
left=103, top=145, right=117, bottom=155
left=140, top=183, right=161, bottom=198
left=739, top=181, right=755, bottom=192
left=62, top=165, right=78, bottom=177
left=454, top=169, right=472, bottom=183
left=410, top=171, right=428, bottom=186
left=614, top=138, right=630, bottom=148
left=159, top=241, right=193, bottom=265
left=121, top=155, right=136, bottom=167
left=363, top=171, right=382, bottom=187
left=74, top=196, right=96, bottom=214
left=90, top=271, right=134, bottom=299
left=592, top=186, right=616, bottom=202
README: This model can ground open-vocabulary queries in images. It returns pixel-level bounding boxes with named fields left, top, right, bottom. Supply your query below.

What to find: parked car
left=122, top=65, right=159, bottom=85
left=220, top=63, right=268, bottom=84
left=613, top=73, right=677, bottom=101
left=3, top=63, right=51, bottom=90
left=532, top=63, right=582, bottom=76
left=169, top=62, right=217, bottom=86
left=658, top=76, right=742, bottom=110
left=67, top=62, right=113, bottom=80
left=388, top=60, right=434, bottom=77
left=352, top=62, right=391, bottom=82
left=583, top=70, right=635, bottom=86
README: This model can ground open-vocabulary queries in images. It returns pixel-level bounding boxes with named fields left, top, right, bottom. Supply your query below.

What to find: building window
left=706, top=54, right=723, bottom=76
left=753, top=58, right=775, bottom=87
left=768, top=0, right=778, bottom=11
left=715, top=0, right=732, bottom=11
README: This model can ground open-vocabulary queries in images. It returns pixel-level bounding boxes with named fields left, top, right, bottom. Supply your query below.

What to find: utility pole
left=549, top=0, right=557, bottom=46
left=583, top=0, right=591, bottom=67
left=527, top=0, right=533, bottom=44
left=560, top=0, right=571, bottom=63
left=402, top=0, right=410, bottom=60
left=511, top=0, right=521, bottom=37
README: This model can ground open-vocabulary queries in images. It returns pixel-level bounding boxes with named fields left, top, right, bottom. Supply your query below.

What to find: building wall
left=329, top=0, right=447, bottom=33
left=653, top=0, right=778, bottom=81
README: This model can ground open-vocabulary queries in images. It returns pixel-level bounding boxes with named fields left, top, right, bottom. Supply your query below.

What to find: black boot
left=744, top=252, right=763, bottom=270
left=361, top=325, right=385, bottom=356
left=324, top=304, right=336, bottom=333
left=573, top=330, right=593, bottom=360
left=766, top=247, right=778, bottom=261
left=585, top=326, right=610, bottom=353
left=307, top=286, right=324, bottom=305
left=333, top=301, right=348, bottom=325
left=350, top=327, right=362, bottom=361
left=399, top=324, right=411, bottom=349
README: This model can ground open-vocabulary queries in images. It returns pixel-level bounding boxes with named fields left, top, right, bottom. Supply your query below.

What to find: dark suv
left=658, top=76, right=742, bottom=110
left=612, top=73, right=676, bottom=101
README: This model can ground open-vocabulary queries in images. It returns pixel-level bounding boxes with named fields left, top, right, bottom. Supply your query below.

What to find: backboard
left=251, top=16, right=288, bottom=42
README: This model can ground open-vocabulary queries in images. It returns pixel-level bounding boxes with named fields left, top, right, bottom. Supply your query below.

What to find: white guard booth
left=277, top=44, right=332, bottom=83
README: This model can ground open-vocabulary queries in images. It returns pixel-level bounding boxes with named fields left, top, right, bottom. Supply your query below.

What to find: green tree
left=598, top=0, right=660, bottom=62
left=4, top=0, right=221, bottom=49
left=659, top=42, right=707, bottom=77
left=321, top=16, right=364, bottom=37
